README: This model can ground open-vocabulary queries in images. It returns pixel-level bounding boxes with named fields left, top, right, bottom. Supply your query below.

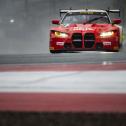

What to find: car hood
left=51, top=24, right=116, bottom=33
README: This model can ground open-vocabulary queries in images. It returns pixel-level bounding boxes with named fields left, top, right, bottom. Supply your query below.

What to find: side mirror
left=112, top=19, right=121, bottom=24
left=52, top=20, right=60, bottom=25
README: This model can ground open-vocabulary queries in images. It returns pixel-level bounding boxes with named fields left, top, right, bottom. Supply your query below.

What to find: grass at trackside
left=0, top=112, right=126, bottom=126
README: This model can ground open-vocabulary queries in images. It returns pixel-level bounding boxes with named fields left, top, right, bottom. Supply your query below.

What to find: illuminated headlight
left=100, top=31, right=114, bottom=37
left=54, top=31, right=68, bottom=38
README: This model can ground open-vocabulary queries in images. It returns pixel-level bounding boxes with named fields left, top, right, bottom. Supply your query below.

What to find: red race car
left=49, top=9, right=123, bottom=53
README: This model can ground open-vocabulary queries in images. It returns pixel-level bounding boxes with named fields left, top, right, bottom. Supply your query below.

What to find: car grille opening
left=84, top=33, right=95, bottom=48
left=72, top=33, right=82, bottom=48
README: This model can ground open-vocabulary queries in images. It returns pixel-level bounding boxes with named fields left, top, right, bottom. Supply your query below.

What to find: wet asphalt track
left=0, top=42, right=126, bottom=112
left=0, top=42, right=126, bottom=65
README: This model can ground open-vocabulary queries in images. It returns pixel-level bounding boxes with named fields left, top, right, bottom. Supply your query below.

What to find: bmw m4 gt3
left=49, top=9, right=123, bottom=53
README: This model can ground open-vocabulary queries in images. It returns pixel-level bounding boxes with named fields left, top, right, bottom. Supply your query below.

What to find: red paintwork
left=0, top=93, right=126, bottom=112
left=49, top=20, right=121, bottom=52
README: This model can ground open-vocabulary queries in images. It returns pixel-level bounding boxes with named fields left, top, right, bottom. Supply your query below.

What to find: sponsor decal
left=79, top=12, right=106, bottom=15
left=73, top=27, right=93, bottom=31
left=80, top=12, right=94, bottom=14
left=103, top=42, right=111, bottom=46
left=56, top=42, right=64, bottom=46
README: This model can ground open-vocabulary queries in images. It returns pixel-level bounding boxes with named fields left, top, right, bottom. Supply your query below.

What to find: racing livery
left=49, top=9, right=122, bottom=53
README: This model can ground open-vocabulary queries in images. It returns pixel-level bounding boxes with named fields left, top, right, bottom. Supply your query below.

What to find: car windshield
left=61, top=12, right=110, bottom=25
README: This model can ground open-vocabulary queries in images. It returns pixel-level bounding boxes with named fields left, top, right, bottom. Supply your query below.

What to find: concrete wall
left=0, top=0, right=125, bottom=54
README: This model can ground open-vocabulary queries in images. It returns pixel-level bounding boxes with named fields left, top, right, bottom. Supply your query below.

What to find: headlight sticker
left=100, top=31, right=114, bottom=37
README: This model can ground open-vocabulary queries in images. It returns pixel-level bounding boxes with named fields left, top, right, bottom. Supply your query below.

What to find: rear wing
left=60, top=9, right=71, bottom=18
left=59, top=8, right=121, bottom=18
left=106, top=9, right=121, bottom=16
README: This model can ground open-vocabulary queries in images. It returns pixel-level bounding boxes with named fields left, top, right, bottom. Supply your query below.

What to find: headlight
left=100, top=31, right=114, bottom=37
left=54, top=31, right=68, bottom=38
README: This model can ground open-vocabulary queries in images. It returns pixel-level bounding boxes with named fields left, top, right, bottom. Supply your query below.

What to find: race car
left=49, top=9, right=123, bottom=53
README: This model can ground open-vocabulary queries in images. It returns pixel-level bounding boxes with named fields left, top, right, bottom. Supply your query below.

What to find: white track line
left=0, top=71, right=126, bottom=93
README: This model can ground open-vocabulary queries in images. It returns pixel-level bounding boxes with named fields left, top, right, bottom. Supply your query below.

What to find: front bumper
left=50, top=33, right=120, bottom=52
